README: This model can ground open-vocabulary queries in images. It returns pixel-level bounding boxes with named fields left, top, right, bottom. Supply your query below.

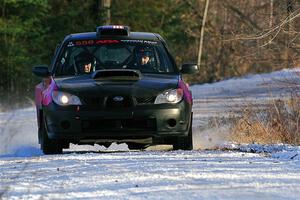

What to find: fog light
left=167, top=119, right=177, bottom=127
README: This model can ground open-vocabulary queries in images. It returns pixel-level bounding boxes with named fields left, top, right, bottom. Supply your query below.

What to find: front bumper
left=43, top=101, right=192, bottom=143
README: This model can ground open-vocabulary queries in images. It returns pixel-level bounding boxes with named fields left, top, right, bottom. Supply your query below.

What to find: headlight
left=52, top=91, right=82, bottom=106
left=154, top=88, right=183, bottom=104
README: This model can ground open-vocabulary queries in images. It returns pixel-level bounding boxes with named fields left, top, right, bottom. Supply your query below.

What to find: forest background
left=0, top=0, right=300, bottom=109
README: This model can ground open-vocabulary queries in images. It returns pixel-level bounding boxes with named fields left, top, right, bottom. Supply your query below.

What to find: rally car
left=33, top=25, right=198, bottom=154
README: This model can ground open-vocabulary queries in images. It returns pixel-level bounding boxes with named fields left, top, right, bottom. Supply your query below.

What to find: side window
left=56, top=47, right=90, bottom=76
left=55, top=47, right=75, bottom=76
left=157, top=45, right=174, bottom=72
left=50, top=43, right=61, bottom=72
left=58, top=49, right=71, bottom=75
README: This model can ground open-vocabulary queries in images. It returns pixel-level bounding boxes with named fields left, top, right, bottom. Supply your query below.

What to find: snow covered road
left=1, top=150, right=300, bottom=200
left=1, top=68, right=300, bottom=199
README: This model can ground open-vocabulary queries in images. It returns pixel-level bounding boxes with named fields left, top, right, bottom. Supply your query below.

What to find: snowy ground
left=1, top=150, right=300, bottom=200
left=1, top=68, right=300, bottom=199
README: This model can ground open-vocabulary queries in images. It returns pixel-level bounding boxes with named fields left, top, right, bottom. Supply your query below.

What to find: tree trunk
left=286, top=0, right=294, bottom=68
left=269, top=0, right=273, bottom=28
left=197, top=0, right=210, bottom=68
left=102, top=0, right=111, bottom=25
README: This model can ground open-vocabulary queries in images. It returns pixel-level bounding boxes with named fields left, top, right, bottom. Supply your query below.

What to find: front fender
left=34, top=77, right=57, bottom=129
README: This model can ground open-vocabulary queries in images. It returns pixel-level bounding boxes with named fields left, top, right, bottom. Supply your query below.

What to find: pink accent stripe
left=42, top=78, right=57, bottom=106
left=178, top=80, right=192, bottom=104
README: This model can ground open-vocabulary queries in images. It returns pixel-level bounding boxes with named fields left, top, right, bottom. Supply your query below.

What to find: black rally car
left=33, top=25, right=198, bottom=154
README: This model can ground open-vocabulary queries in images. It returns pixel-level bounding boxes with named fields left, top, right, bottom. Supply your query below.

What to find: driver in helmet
left=140, top=51, right=151, bottom=66
left=75, top=52, right=95, bottom=74
left=136, top=47, right=156, bottom=72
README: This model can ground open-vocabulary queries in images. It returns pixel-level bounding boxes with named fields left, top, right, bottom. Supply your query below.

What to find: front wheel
left=173, top=113, right=193, bottom=150
left=39, top=117, right=63, bottom=155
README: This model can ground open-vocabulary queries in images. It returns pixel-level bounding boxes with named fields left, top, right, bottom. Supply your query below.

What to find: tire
left=127, top=143, right=147, bottom=150
left=173, top=113, right=193, bottom=150
left=39, top=117, right=63, bottom=155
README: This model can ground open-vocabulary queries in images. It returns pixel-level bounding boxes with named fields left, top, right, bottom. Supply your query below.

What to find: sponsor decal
left=121, top=40, right=157, bottom=45
left=67, top=41, right=74, bottom=47
left=75, top=40, right=95, bottom=46
left=68, top=40, right=156, bottom=47
left=68, top=40, right=120, bottom=47
left=95, top=40, right=119, bottom=44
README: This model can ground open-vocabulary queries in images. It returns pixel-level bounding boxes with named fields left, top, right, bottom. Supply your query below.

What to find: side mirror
left=180, top=64, right=198, bottom=74
left=32, top=65, right=50, bottom=77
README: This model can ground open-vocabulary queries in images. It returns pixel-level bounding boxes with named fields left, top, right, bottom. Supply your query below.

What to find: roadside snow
left=228, top=144, right=300, bottom=162
left=0, top=107, right=40, bottom=156
left=191, top=67, right=300, bottom=99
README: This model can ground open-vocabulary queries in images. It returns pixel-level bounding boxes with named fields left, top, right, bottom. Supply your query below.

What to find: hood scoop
left=92, top=69, right=141, bottom=81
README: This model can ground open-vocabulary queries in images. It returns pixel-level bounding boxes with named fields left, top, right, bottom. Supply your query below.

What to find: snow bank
left=0, top=107, right=41, bottom=157
left=223, top=143, right=300, bottom=161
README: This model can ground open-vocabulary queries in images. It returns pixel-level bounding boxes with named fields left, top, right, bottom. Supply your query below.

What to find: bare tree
left=102, top=0, right=111, bottom=24
left=269, top=0, right=273, bottom=28
left=197, top=0, right=210, bottom=67
left=286, top=0, right=295, bottom=68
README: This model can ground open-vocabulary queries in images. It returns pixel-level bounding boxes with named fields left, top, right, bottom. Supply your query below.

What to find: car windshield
left=54, top=39, right=176, bottom=76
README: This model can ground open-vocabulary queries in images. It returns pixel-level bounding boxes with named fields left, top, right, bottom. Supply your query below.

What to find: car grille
left=82, top=118, right=156, bottom=131
left=135, top=96, right=156, bottom=104
left=83, top=97, right=104, bottom=106
left=83, top=96, right=156, bottom=106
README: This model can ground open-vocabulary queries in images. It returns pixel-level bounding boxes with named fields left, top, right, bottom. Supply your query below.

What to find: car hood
left=53, top=73, right=179, bottom=97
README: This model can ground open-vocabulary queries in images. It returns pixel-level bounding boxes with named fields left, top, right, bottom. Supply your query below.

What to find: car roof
left=64, top=31, right=161, bottom=41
